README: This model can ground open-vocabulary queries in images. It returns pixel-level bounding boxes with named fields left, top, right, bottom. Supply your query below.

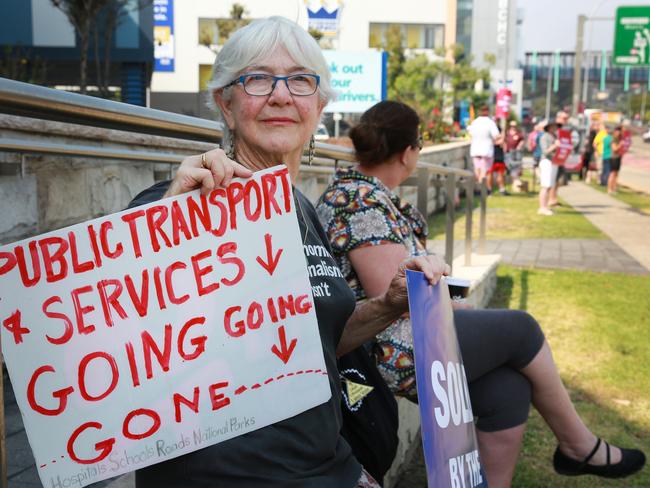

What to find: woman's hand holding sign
left=337, top=254, right=449, bottom=356
left=164, top=148, right=253, bottom=198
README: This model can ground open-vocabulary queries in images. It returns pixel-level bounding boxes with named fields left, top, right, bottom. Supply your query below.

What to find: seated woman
left=316, top=100, right=645, bottom=487
left=130, top=18, right=448, bottom=488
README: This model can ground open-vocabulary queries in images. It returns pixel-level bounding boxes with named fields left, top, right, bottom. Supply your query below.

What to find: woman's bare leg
left=520, top=342, right=621, bottom=464
left=477, top=424, right=526, bottom=488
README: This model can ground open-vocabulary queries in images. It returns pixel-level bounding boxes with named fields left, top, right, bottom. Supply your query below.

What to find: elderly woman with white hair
left=128, top=16, right=448, bottom=488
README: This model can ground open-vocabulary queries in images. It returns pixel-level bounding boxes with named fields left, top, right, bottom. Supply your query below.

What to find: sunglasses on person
left=224, top=73, right=321, bottom=96
left=412, top=134, right=423, bottom=150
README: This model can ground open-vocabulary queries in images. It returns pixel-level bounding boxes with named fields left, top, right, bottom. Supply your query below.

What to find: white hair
left=206, top=16, right=335, bottom=149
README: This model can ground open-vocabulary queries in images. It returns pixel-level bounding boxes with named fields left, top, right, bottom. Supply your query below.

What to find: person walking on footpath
left=583, top=121, right=599, bottom=183
left=549, top=111, right=569, bottom=206
left=538, top=121, right=561, bottom=216
left=609, top=126, right=625, bottom=194
left=592, top=122, right=609, bottom=186
left=468, top=105, right=500, bottom=187
left=487, top=127, right=509, bottom=195
left=597, top=125, right=613, bottom=187
left=505, top=120, right=525, bottom=167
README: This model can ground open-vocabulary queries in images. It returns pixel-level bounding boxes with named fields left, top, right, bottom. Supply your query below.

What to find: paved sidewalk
left=558, top=182, right=650, bottom=272
left=428, top=238, right=648, bottom=275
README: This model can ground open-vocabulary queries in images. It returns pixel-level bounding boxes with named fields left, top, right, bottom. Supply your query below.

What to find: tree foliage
left=383, top=31, right=491, bottom=142
left=199, top=3, right=251, bottom=51
left=51, top=0, right=108, bottom=94
left=50, top=0, right=151, bottom=97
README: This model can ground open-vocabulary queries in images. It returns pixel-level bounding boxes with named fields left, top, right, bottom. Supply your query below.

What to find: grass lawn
left=427, top=189, right=605, bottom=241
left=587, top=180, right=650, bottom=216
left=490, top=265, right=650, bottom=487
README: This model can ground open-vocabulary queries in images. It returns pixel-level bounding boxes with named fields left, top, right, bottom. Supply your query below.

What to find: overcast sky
left=518, top=0, right=650, bottom=56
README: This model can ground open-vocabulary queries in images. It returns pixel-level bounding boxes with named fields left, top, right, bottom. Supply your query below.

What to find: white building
left=150, top=0, right=457, bottom=118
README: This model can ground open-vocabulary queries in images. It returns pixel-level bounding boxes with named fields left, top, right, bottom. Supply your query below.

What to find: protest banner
left=553, top=129, right=573, bottom=165
left=495, top=88, right=512, bottom=120
left=406, top=271, right=487, bottom=488
left=0, top=166, right=330, bottom=487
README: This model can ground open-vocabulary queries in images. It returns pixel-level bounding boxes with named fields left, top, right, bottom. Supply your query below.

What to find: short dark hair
left=349, top=101, right=420, bottom=167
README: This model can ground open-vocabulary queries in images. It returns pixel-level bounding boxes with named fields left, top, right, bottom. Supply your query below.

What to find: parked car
left=643, top=128, right=650, bottom=143
left=314, top=123, right=329, bottom=141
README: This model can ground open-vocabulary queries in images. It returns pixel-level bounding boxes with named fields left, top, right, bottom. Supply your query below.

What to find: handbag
left=339, top=343, right=399, bottom=484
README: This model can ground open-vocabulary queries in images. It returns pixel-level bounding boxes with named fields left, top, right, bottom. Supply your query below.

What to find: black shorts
left=610, top=157, right=621, bottom=172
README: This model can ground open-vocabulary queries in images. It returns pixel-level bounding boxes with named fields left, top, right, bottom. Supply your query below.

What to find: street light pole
left=501, top=0, right=510, bottom=133
left=545, top=56, right=552, bottom=121
left=572, top=15, right=586, bottom=116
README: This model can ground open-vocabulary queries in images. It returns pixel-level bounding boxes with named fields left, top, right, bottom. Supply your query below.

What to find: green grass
left=490, top=265, right=650, bottom=487
left=427, top=189, right=605, bottom=241
left=587, top=180, right=650, bottom=216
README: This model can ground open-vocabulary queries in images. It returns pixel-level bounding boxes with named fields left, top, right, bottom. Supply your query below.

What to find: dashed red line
left=234, top=386, right=247, bottom=395
left=251, top=383, right=261, bottom=389
left=264, top=378, right=274, bottom=385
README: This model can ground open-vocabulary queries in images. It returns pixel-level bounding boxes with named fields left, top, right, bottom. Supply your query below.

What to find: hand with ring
left=164, top=147, right=253, bottom=198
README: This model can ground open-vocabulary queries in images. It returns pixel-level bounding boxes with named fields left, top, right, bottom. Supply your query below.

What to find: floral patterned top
left=316, top=167, right=428, bottom=301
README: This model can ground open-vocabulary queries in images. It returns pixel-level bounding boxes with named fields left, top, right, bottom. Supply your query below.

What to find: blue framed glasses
left=224, top=73, right=320, bottom=96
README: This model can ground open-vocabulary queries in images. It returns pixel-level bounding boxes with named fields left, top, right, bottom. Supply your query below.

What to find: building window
left=368, top=23, right=444, bottom=49
left=198, top=18, right=252, bottom=47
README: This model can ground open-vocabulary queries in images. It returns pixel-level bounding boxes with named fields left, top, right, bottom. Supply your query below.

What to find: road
left=619, top=135, right=650, bottom=194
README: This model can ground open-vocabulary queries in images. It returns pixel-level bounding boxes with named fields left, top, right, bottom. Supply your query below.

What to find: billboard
left=153, top=0, right=174, bottom=72
left=323, top=50, right=387, bottom=113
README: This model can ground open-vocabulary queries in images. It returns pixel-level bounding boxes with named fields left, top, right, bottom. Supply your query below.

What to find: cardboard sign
left=553, top=129, right=573, bottom=165
left=0, top=166, right=330, bottom=487
left=406, top=271, right=487, bottom=488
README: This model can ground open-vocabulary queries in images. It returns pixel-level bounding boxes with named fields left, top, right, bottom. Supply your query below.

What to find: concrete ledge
left=385, top=252, right=501, bottom=487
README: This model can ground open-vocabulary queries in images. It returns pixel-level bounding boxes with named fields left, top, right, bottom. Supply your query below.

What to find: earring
left=308, top=135, right=315, bottom=166
left=227, top=130, right=236, bottom=160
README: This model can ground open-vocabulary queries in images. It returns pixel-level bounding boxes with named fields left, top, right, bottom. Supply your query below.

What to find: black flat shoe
left=553, top=438, right=646, bottom=479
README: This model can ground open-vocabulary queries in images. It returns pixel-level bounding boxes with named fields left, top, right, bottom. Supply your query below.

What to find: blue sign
left=406, top=271, right=488, bottom=488
left=153, top=0, right=174, bottom=72
left=322, top=50, right=387, bottom=114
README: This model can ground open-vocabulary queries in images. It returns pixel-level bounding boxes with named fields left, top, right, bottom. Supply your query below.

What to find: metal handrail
left=0, top=77, right=223, bottom=142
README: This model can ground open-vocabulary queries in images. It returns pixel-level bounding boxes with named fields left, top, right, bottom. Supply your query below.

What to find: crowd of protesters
left=467, top=106, right=631, bottom=215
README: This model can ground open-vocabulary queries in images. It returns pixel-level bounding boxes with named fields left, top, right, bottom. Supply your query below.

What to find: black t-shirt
left=130, top=182, right=361, bottom=487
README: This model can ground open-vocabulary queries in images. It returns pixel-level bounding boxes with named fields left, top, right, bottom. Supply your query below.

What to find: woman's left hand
left=383, top=255, right=450, bottom=311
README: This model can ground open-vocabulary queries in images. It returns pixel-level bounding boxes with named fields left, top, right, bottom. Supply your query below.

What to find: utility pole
left=545, top=55, right=552, bottom=121
left=572, top=15, right=586, bottom=116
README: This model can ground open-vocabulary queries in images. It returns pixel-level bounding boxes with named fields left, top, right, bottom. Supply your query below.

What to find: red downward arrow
left=256, top=233, right=283, bottom=276
left=271, top=326, right=297, bottom=364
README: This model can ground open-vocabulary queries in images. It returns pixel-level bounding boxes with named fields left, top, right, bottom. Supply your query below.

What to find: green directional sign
left=614, top=6, right=650, bottom=66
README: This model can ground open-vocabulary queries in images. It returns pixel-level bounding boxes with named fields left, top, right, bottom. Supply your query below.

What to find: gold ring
left=201, top=153, right=208, bottom=168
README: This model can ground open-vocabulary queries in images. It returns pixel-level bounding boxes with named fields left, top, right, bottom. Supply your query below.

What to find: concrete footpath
left=558, top=182, right=650, bottom=272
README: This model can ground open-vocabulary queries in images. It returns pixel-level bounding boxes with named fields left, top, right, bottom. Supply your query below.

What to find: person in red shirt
left=505, top=120, right=525, bottom=163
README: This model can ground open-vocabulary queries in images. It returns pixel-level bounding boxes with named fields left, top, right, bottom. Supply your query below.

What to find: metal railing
left=0, top=77, right=487, bottom=488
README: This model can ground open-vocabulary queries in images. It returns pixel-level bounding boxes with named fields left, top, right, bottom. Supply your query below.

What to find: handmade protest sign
left=553, top=129, right=573, bottom=165
left=406, top=271, right=487, bottom=488
left=0, top=166, right=330, bottom=487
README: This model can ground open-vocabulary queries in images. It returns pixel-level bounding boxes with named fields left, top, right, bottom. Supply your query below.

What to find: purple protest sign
left=406, top=271, right=488, bottom=488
